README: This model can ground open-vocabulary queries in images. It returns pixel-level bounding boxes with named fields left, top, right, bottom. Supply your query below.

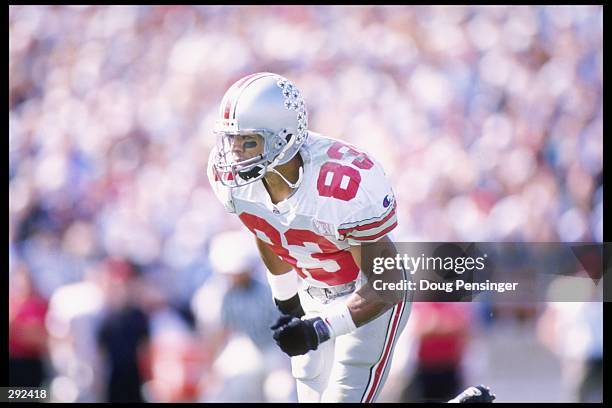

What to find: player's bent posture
left=207, top=72, right=410, bottom=402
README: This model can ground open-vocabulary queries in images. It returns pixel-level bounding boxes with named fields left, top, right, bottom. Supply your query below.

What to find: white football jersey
left=207, top=132, right=397, bottom=288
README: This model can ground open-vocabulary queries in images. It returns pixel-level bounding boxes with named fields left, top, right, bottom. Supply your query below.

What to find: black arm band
left=274, top=293, right=305, bottom=318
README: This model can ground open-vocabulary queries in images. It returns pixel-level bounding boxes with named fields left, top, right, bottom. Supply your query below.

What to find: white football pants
left=292, top=283, right=411, bottom=402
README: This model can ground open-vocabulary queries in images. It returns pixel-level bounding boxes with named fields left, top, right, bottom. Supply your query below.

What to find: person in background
left=401, top=302, right=471, bottom=402
left=537, top=280, right=603, bottom=402
left=191, top=230, right=291, bottom=402
left=138, top=277, right=207, bottom=403
left=9, top=263, right=49, bottom=387
left=45, top=261, right=108, bottom=402
left=96, top=258, right=151, bottom=402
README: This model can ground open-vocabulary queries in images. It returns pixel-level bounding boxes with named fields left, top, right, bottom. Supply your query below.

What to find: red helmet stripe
left=220, top=72, right=275, bottom=127
left=223, top=101, right=232, bottom=119
left=222, top=73, right=261, bottom=121
left=222, top=74, right=255, bottom=120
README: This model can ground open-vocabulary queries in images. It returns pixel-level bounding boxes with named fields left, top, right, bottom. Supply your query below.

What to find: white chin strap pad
left=269, top=166, right=303, bottom=189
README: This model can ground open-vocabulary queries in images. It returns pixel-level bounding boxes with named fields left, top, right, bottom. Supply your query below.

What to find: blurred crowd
left=9, top=5, right=602, bottom=402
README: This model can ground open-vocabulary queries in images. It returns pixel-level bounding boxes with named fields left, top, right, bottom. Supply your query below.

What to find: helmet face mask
left=212, top=73, right=308, bottom=188
left=213, top=130, right=272, bottom=187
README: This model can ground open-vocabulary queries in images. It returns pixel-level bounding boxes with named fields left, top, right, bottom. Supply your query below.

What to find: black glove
left=449, top=385, right=496, bottom=403
left=274, top=293, right=305, bottom=318
left=270, top=314, right=331, bottom=357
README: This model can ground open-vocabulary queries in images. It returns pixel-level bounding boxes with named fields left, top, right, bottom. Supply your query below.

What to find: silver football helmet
left=212, top=72, right=308, bottom=188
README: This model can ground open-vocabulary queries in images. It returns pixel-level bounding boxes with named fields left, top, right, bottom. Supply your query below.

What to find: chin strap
left=269, top=165, right=304, bottom=189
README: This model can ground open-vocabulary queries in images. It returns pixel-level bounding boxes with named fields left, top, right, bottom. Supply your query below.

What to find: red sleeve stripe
left=338, top=204, right=396, bottom=235
left=349, top=221, right=398, bottom=242
left=339, top=200, right=396, bottom=230
left=348, top=214, right=397, bottom=239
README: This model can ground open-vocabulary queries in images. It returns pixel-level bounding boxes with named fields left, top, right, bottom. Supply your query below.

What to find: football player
left=207, top=72, right=410, bottom=402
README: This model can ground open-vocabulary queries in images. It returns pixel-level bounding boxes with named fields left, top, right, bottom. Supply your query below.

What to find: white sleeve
left=336, top=163, right=398, bottom=245
left=207, top=148, right=236, bottom=214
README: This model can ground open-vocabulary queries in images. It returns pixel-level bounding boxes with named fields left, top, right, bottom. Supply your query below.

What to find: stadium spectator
left=9, top=263, right=49, bottom=387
